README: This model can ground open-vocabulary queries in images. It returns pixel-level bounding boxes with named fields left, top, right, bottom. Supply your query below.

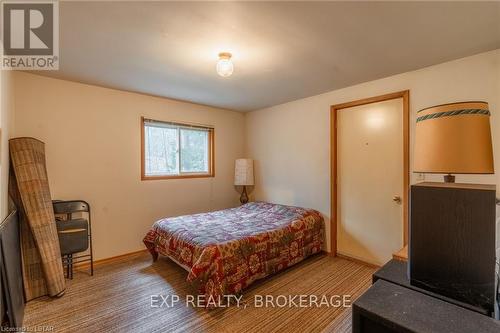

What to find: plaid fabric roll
left=9, top=137, right=66, bottom=300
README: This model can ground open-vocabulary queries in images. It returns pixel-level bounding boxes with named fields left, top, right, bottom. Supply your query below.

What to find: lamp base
left=240, top=186, right=249, bottom=205
left=443, top=174, right=455, bottom=183
left=444, top=173, right=455, bottom=183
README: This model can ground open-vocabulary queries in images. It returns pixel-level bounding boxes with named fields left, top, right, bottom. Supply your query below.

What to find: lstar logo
left=1, top=0, right=59, bottom=70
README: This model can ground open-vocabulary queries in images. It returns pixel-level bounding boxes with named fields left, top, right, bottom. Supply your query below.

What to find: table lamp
left=234, top=159, right=254, bottom=204
left=410, top=101, right=496, bottom=315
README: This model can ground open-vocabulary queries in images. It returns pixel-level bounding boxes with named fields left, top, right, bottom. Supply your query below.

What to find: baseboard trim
left=325, top=250, right=336, bottom=257
left=73, top=249, right=149, bottom=269
left=336, top=252, right=381, bottom=268
left=73, top=248, right=380, bottom=271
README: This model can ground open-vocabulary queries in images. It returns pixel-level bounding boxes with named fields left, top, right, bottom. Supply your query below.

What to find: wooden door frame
left=330, top=90, right=410, bottom=256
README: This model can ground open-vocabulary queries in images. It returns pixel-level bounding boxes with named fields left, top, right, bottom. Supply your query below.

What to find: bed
left=143, top=201, right=324, bottom=300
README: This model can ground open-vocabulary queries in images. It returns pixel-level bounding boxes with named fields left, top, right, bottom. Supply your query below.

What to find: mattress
left=143, top=201, right=324, bottom=301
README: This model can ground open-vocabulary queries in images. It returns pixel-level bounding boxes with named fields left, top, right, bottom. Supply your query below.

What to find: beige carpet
left=23, top=252, right=376, bottom=333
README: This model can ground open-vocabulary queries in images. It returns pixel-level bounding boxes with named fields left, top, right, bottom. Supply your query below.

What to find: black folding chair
left=52, top=200, right=94, bottom=279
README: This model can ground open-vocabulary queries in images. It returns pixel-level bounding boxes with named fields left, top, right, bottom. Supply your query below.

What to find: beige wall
left=0, top=70, right=14, bottom=221
left=12, top=72, right=245, bottom=260
left=245, top=49, right=500, bottom=253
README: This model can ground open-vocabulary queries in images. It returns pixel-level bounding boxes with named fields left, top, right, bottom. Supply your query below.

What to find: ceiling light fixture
left=216, top=52, right=233, bottom=77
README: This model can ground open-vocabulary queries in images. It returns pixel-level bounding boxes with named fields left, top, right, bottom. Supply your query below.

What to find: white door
left=337, top=98, right=403, bottom=266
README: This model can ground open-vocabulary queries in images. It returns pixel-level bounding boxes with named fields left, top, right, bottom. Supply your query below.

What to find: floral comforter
left=143, top=202, right=324, bottom=300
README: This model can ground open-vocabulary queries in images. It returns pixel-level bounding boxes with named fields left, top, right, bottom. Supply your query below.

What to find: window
left=141, top=117, right=214, bottom=180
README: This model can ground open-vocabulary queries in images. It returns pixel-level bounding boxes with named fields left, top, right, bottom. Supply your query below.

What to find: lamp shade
left=414, top=101, right=494, bottom=174
left=234, top=159, right=254, bottom=186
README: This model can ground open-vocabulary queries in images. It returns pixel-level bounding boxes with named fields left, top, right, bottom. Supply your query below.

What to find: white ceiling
left=33, top=1, right=500, bottom=111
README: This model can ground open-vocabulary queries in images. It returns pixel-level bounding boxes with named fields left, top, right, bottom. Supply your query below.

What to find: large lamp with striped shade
left=414, top=101, right=494, bottom=182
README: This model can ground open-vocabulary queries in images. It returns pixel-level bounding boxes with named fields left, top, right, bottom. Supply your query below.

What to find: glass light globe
left=216, top=53, right=233, bottom=77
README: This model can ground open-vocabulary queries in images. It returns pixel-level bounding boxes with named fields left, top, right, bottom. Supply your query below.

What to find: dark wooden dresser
left=410, top=182, right=496, bottom=314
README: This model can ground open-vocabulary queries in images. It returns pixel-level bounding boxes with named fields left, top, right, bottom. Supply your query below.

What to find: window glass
left=142, top=118, right=213, bottom=179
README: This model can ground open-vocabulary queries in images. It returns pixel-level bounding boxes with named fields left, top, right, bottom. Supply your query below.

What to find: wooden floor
left=23, top=252, right=376, bottom=333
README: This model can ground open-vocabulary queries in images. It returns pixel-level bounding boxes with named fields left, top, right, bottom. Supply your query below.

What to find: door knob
left=393, top=195, right=402, bottom=204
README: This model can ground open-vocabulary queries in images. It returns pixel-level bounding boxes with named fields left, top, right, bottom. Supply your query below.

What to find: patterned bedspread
left=143, top=202, right=324, bottom=300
